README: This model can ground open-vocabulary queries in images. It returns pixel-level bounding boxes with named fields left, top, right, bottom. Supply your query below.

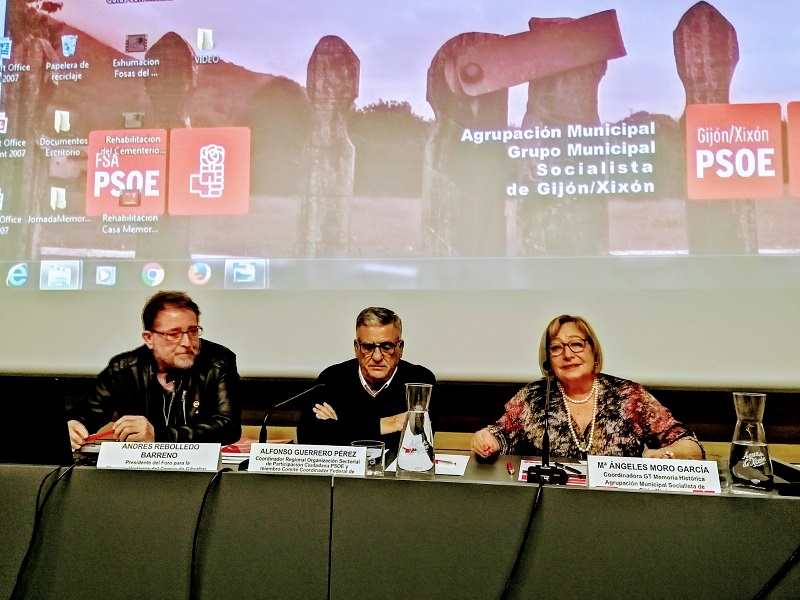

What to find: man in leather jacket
left=68, top=291, right=241, bottom=449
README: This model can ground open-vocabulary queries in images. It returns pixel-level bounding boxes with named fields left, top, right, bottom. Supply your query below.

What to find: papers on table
left=385, top=453, right=469, bottom=476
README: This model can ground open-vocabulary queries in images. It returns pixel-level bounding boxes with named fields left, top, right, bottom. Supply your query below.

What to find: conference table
left=2, top=456, right=800, bottom=600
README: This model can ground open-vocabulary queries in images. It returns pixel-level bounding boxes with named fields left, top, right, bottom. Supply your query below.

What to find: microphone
left=528, top=374, right=568, bottom=485
left=259, top=383, right=325, bottom=443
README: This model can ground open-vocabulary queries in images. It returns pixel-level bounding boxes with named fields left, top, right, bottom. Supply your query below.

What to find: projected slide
left=0, top=0, right=798, bottom=291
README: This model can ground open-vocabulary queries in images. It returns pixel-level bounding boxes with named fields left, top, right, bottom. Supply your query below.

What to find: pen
left=554, top=461, right=581, bottom=475
left=435, top=459, right=457, bottom=466
left=507, top=461, right=514, bottom=475
left=85, top=430, right=115, bottom=443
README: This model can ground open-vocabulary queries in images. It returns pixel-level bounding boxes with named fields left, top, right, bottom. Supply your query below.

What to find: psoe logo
left=6, top=263, right=28, bottom=287
left=190, top=145, right=225, bottom=198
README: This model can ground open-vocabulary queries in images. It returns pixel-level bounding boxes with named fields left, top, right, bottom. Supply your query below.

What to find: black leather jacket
left=82, top=339, right=241, bottom=444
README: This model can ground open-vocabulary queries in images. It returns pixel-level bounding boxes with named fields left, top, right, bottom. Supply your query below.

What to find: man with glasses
left=68, top=291, right=241, bottom=449
left=297, top=306, right=435, bottom=450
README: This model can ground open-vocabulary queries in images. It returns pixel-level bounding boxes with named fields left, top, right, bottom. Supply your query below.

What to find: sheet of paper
left=385, top=453, right=469, bottom=476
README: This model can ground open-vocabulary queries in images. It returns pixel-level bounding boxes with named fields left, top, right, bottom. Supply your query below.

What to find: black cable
left=752, top=540, right=800, bottom=600
left=500, top=481, right=544, bottom=600
left=189, top=468, right=231, bottom=600
left=11, top=460, right=84, bottom=599
left=327, top=478, right=335, bottom=600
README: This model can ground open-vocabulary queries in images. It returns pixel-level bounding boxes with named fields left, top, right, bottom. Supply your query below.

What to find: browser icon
left=6, top=263, right=28, bottom=287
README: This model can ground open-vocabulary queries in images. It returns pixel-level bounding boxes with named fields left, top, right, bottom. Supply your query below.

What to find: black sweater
left=296, top=358, right=436, bottom=452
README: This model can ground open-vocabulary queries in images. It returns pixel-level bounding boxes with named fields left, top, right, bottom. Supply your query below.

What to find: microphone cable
left=189, top=467, right=231, bottom=600
left=11, top=458, right=89, bottom=599
left=500, top=479, right=544, bottom=600
left=752, top=539, right=800, bottom=600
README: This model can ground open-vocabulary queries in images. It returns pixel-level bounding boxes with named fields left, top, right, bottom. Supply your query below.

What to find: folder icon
left=54, top=110, right=70, bottom=133
left=50, top=187, right=66, bottom=210
left=197, top=28, right=214, bottom=51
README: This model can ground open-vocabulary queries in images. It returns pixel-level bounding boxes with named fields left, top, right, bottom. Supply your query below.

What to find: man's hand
left=67, top=419, right=89, bottom=451
left=379, top=412, right=406, bottom=435
left=113, top=415, right=155, bottom=442
left=313, top=402, right=338, bottom=421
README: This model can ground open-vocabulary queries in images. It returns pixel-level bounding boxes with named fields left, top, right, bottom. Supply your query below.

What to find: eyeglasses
left=548, top=338, right=588, bottom=357
left=355, top=340, right=402, bottom=357
left=151, top=326, right=203, bottom=343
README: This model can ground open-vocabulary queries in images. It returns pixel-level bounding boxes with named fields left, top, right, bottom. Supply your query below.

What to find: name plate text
left=587, top=455, right=721, bottom=494
left=247, top=443, right=366, bottom=475
left=97, top=442, right=220, bottom=471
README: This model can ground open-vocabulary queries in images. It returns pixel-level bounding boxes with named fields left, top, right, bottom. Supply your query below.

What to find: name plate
left=587, top=456, right=721, bottom=494
left=247, top=443, right=366, bottom=475
left=97, top=442, right=221, bottom=471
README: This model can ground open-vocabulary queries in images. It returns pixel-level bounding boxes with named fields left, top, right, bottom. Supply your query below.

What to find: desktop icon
left=6, top=263, right=28, bottom=287
left=224, top=259, right=266, bottom=289
left=168, top=127, right=250, bottom=215
left=0, top=37, right=11, bottom=60
left=190, top=144, right=225, bottom=199
left=125, top=34, right=148, bottom=53
left=188, top=262, right=211, bottom=285
left=0, top=112, right=7, bottom=135
left=50, top=187, right=67, bottom=210
left=197, top=28, right=214, bottom=51
left=39, top=260, right=82, bottom=290
left=141, top=262, right=165, bottom=287
left=61, top=34, right=78, bottom=57
left=54, top=110, right=70, bottom=133
left=96, top=265, right=117, bottom=286
left=0, top=188, right=4, bottom=211
left=123, top=112, right=144, bottom=129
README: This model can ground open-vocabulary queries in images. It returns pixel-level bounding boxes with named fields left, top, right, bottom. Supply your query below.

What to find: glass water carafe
left=729, top=392, right=773, bottom=490
left=397, top=383, right=435, bottom=478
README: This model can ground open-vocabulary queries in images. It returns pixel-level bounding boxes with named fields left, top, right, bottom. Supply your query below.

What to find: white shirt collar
left=358, top=363, right=398, bottom=397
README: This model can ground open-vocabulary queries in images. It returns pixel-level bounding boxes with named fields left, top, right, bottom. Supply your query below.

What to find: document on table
left=385, top=453, right=470, bottom=476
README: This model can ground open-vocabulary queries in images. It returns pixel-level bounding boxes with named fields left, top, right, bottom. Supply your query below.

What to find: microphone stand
left=528, top=374, right=568, bottom=485
left=259, top=383, right=325, bottom=443
left=239, top=384, right=325, bottom=471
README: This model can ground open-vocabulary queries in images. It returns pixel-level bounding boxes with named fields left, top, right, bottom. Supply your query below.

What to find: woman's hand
left=644, top=438, right=703, bottom=460
left=471, top=428, right=501, bottom=458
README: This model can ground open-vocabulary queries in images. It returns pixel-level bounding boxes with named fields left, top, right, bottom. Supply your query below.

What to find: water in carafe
left=397, top=383, right=434, bottom=478
left=729, top=392, right=773, bottom=490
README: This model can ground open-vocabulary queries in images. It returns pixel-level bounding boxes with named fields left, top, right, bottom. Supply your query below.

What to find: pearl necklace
left=560, top=378, right=598, bottom=454
left=558, top=377, right=597, bottom=404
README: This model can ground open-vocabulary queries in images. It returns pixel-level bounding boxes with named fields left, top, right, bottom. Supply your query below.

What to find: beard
left=171, top=352, right=197, bottom=370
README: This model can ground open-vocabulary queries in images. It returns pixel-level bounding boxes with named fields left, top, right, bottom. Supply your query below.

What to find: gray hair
left=356, top=307, right=402, bottom=336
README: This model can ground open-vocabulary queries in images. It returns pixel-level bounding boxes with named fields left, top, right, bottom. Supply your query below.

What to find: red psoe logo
left=85, top=129, right=168, bottom=216
left=167, top=127, right=251, bottom=215
left=685, top=103, right=783, bottom=200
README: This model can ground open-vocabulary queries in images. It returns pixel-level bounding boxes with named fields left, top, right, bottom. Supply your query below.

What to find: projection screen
left=0, top=0, right=798, bottom=389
